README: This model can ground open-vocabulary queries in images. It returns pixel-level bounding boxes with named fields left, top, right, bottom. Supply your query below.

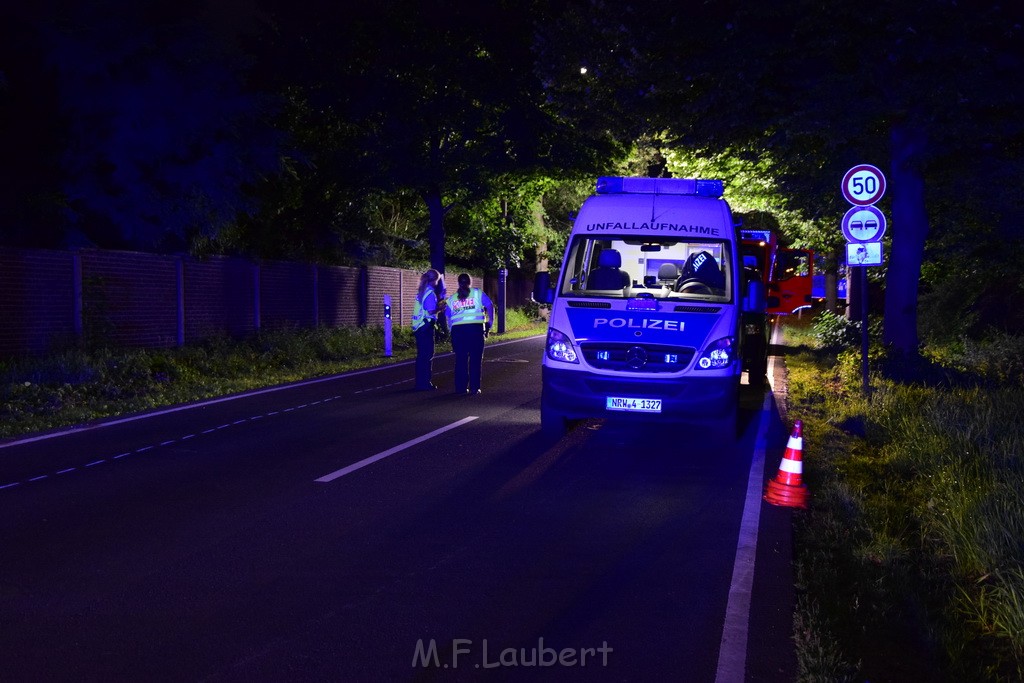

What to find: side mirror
left=744, top=279, right=766, bottom=313
left=533, top=272, right=555, bottom=305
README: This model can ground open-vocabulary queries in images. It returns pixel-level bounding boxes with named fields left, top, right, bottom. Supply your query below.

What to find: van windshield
left=559, top=236, right=733, bottom=302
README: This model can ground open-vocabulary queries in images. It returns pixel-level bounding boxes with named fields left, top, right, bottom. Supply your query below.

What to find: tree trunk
left=883, top=122, right=929, bottom=355
left=424, top=186, right=446, bottom=276
left=533, top=199, right=548, bottom=274
left=826, top=270, right=838, bottom=314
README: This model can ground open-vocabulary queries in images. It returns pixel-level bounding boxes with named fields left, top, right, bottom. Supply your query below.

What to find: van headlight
left=695, top=336, right=735, bottom=369
left=546, top=328, right=579, bottom=363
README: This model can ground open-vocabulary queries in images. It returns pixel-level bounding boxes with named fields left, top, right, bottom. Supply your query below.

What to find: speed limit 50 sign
left=841, top=164, right=886, bottom=206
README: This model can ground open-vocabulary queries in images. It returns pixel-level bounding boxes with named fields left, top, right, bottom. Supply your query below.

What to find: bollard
left=497, top=267, right=507, bottom=334
left=383, top=294, right=393, bottom=357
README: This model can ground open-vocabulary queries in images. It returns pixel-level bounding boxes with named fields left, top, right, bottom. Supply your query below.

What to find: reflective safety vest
left=411, top=288, right=437, bottom=331
left=447, top=288, right=486, bottom=325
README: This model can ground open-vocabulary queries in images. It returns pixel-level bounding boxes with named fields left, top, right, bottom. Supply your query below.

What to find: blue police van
left=533, top=177, right=766, bottom=439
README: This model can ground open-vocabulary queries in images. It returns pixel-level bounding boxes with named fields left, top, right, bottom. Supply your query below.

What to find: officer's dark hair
left=457, top=272, right=472, bottom=299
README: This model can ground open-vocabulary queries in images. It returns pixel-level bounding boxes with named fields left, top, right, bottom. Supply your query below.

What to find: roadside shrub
left=812, top=311, right=861, bottom=350
left=959, top=332, right=1024, bottom=384
left=502, top=305, right=543, bottom=330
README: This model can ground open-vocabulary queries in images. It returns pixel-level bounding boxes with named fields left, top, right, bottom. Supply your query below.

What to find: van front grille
left=579, top=342, right=695, bottom=373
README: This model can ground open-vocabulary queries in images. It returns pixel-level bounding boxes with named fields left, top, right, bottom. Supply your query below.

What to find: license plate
left=605, top=396, right=662, bottom=413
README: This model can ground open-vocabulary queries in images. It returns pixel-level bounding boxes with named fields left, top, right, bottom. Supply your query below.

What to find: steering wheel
left=675, top=277, right=713, bottom=294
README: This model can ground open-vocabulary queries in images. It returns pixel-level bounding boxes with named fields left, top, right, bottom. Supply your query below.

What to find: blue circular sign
left=841, top=205, right=886, bottom=243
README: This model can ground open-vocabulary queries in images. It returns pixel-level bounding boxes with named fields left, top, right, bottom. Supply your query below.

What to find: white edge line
left=714, top=390, right=772, bottom=683
left=315, top=416, right=479, bottom=483
left=0, top=335, right=541, bottom=451
left=713, top=320, right=782, bottom=683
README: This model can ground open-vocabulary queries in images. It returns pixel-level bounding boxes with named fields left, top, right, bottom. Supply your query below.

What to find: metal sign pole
left=860, top=266, right=870, bottom=397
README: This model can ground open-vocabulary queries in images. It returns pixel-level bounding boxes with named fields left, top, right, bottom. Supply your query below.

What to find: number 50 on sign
left=841, top=164, right=886, bottom=206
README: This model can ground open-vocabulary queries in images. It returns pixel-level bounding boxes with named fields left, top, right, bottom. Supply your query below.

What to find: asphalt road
left=0, top=335, right=796, bottom=682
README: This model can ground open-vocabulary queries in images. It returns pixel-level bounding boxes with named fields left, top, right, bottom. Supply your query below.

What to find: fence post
left=311, top=263, right=319, bottom=328
left=252, top=263, right=261, bottom=332
left=176, top=256, right=185, bottom=346
left=358, top=266, right=368, bottom=327
left=72, top=251, right=83, bottom=345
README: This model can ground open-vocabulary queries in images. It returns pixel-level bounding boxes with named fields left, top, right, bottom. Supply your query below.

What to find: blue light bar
left=740, top=229, right=772, bottom=242
left=595, top=177, right=724, bottom=198
left=695, top=179, right=724, bottom=198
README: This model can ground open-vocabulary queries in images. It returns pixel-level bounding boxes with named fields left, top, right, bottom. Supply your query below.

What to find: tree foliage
left=43, top=1, right=280, bottom=250
left=1, top=0, right=1021, bottom=348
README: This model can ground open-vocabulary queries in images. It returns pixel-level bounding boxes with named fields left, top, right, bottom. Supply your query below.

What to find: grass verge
left=782, top=313, right=1024, bottom=682
left=1, top=310, right=546, bottom=440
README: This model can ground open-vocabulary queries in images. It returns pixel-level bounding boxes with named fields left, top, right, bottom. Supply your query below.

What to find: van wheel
left=748, top=355, right=768, bottom=387
left=540, top=406, right=568, bottom=439
left=746, top=336, right=768, bottom=387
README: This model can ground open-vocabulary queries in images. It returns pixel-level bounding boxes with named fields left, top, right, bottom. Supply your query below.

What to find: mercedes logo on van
left=625, top=346, right=648, bottom=369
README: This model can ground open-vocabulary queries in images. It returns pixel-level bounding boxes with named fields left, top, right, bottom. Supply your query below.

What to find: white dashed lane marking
left=0, top=390, right=377, bottom=491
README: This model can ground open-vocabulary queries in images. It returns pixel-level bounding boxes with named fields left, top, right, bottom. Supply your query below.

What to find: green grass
left=783, top=313, right=1024, bottom=681
left=0, top=313, right=546, bottom=440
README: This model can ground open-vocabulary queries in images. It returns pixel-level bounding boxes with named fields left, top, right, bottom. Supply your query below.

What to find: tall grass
left=0, top=312, right=546, bottom=439
left=784, top=313, right=1024, bottom=680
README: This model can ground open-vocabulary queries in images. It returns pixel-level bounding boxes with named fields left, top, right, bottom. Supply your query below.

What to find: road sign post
left=841, top=164, right=887, bottom=397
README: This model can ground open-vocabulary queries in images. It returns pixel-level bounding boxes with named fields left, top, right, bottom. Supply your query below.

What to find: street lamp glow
left=579, top=66, right=588, bottom=75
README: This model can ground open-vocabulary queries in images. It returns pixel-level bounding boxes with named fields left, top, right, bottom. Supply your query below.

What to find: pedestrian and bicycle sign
left=847, top=241, right=883, bottom=266
left=841, top=205, right=887, bottom=242
left=841, top=164, right=886, bottom=206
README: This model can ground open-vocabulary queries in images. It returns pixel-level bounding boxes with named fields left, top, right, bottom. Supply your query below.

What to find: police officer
left=411, top=268, right=445, bottom=390
left=446, top=273, right=494, bottom=395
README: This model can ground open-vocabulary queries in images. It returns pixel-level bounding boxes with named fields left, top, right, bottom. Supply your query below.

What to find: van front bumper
left=541, top=365, right=738, bottom=422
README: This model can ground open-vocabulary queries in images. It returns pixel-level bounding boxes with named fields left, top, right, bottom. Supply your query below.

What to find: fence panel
left=0, top=248, right=76, bottom=355
left=0, top=246, right=507, bottom=357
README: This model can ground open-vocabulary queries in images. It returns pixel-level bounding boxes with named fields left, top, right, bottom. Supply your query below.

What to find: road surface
left=0, top=336, right=795, bottom=681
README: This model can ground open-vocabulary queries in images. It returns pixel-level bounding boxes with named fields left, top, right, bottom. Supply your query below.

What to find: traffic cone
left=764, top=420, right=809, bottom=509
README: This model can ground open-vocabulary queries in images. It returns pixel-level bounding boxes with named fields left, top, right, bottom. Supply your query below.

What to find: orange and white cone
left=764, top=420, right=809, bottom=509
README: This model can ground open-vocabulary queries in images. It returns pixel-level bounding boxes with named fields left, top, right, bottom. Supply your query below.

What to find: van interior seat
left=588, top=249, right=631, bottom=290
left=657, top=262, right=679, bottom=285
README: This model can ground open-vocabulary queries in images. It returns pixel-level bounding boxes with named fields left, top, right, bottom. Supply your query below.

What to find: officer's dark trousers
left=450, top=323, right=485, bottom=393
left=414, top=323, right=435, bottom=389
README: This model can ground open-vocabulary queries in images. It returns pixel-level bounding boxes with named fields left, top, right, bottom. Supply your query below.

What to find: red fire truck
left=739, top=229, right=814, bottom=316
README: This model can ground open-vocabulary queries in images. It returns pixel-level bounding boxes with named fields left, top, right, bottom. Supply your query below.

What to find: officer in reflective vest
left=411, top=269, right=446, bottom=390
left=446, top=273, right=494, bottom=395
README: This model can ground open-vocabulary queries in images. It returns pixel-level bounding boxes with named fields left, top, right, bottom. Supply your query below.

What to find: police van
left=533, top=176, right=765, bottom=439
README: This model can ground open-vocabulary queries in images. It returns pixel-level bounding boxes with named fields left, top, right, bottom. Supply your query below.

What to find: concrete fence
left=0, top=246, right=531, bottom=357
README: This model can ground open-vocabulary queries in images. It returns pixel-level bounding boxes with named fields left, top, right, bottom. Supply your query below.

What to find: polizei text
left=593, top=317, right=685, bottom=331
